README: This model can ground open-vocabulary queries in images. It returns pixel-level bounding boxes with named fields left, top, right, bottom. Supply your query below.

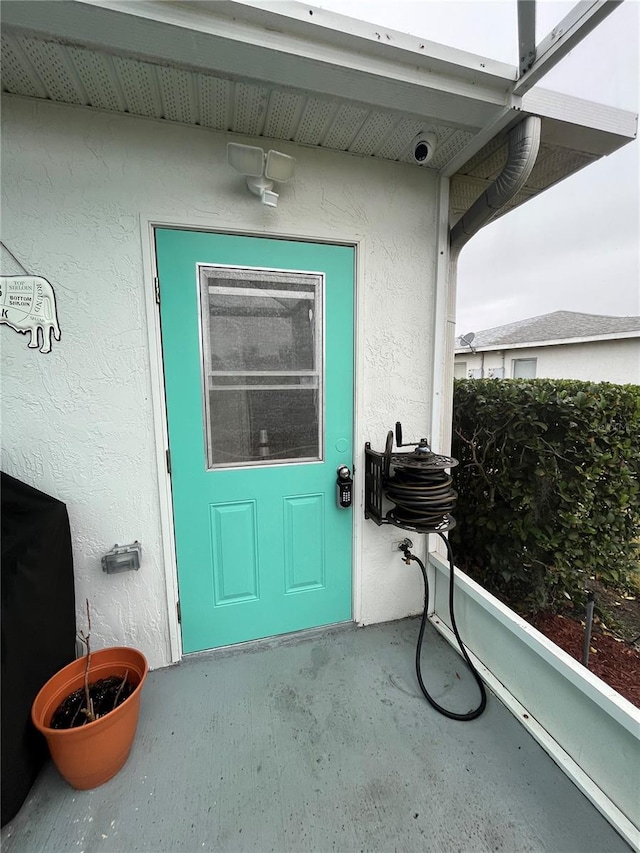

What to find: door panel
left=156, top=229, right=354, bottom=653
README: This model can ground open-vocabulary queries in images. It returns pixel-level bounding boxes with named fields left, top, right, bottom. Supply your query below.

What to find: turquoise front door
left=156, top=229, right=354, bottom=653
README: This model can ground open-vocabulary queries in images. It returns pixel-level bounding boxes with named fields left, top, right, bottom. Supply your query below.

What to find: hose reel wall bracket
left=364, top=431, right=458, bottom=534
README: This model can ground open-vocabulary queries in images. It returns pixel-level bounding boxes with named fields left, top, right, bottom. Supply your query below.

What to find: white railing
left=429, top=552, right=640, bottom=850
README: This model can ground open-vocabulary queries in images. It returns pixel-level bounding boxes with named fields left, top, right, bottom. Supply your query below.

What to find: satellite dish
left=460, top=332, right=476, bottom=349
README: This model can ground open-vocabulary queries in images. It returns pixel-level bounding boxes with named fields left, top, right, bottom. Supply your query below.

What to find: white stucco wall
left=455, top=338, right=640, bottom=383
left=1, top=96, right=440, bottom=669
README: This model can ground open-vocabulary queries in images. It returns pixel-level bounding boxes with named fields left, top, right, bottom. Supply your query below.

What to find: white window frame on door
left=140, top=214, right=363, bottom=663
left=198, top=263, right=326, bottom=470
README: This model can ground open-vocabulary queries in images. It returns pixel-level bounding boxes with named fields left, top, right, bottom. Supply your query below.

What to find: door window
left=199, top=265, right=324, bottom=468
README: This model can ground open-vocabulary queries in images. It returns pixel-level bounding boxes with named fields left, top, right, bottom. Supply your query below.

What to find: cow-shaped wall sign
left=0, top=275, right=61, bottom=354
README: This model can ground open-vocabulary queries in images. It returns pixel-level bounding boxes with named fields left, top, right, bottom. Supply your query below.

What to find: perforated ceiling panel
left=450, top=131, right=511, bottom=225
left=113, top=57, right=163, bottom=118
left=66, top=47, right=124, bottom=112
left=18, top=36, right=85, bottom=104
left=466, top=148, right=508, bottom=182
left=450, top=176, right=490, bottom=220
left=263, top=90, right=305, bottom=141
left=428, top=129, right=476, bottom=171
left=448, top=128, right=591, bottom=229
left=158, top=66, right=196, bottom=124
left=377, top=116, right=425, bottom=161
left=295, top=98, right=336, bottom=144
left=526, top=146, right=596, bottom=189
left=322, top=103, right=369, bottom=150
left=462, top=136, right=506, bottom=174
left=1, top=35, right=48, bottom=99
left=233, top=82, right=268, bottom=136
left=349, top=111, right=398, bottom=156
left=198, top=75, right=231, bottom=130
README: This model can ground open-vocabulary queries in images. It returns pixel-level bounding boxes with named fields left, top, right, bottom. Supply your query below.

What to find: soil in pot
left=50, top=675, right=135, bottom=729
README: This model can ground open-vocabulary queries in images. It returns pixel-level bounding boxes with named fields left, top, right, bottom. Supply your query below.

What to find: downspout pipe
left=450, top=115, right=542, bottom=256
left=437, top=115, right=541, bottom=454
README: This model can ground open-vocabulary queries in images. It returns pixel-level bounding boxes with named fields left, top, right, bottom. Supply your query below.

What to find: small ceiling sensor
left=227, top=143, right=295, bottom=207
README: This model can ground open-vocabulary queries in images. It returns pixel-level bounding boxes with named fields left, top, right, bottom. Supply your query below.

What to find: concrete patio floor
left=2, top=618, right=631, bottom=853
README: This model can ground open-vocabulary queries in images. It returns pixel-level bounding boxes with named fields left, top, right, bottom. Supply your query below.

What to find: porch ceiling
left=0, top=28, right=479, bottom=173
left=1, top=0, right=637, bottom=228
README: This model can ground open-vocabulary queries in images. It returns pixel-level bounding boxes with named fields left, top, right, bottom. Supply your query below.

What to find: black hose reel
left=364, top=423, right=487, bottom=721
left=364, top=422, right=458, bottom=534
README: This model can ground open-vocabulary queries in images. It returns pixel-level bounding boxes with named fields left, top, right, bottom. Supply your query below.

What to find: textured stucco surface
left=1, top=96, right=439, bottom=668
left=455, top=338, right=640, bottom=383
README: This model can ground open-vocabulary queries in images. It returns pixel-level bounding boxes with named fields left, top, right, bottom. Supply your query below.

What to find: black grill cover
left=1, top=472, right=76, bottom=825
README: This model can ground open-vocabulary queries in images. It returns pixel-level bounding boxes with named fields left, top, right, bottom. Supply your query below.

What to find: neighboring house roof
left=455, top=310, right=640, bottom=353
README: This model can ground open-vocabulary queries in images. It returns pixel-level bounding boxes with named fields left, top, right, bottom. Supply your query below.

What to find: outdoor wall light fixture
left=102, top=541, right=141, bottom=574
left=227, top=142, right=295, bottom=208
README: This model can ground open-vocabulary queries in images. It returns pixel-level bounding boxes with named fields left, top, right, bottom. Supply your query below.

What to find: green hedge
left=450, top=379, right=640, bottom=614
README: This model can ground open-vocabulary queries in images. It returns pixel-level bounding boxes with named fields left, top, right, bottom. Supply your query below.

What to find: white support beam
left=517, top=0, right=537, bottom=76
left=514, top=0, right=623, bottom=96
left=440, top=103, right=520, bottom=177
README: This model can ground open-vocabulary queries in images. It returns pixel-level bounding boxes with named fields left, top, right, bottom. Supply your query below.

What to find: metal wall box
left=102, top=541, right=141, bottom=574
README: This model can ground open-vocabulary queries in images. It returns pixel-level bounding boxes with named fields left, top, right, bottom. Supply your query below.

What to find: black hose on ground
left=401, top=532, right=487, bottom=721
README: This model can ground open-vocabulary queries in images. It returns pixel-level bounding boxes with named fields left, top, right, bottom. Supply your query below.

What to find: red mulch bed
left=532, top=612, right=640, bottom=708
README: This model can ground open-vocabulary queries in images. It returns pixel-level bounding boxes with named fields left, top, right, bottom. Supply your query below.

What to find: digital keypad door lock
left=336, top=465, right=353, bottom=508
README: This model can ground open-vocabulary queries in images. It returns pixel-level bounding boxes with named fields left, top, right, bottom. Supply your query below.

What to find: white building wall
left=455, top=338, right=640, bottom=383
left=1, top=96, right=439, bottom=669
left=514, top=340, right=640, bottom=383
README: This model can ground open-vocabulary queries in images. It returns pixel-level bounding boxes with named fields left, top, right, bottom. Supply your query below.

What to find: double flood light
left=227, top=142, right=296, bottom=208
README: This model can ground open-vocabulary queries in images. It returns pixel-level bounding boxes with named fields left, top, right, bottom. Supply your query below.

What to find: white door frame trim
left=140, top=214, right=364, bottom=663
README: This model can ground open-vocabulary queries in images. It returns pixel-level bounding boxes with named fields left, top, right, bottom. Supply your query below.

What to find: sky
left=314, top=1, right=639, bottom=334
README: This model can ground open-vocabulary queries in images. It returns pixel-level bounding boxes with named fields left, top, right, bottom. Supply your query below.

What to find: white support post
left=430, top=175, right=452, bottom=459
left=430, top=176, right=454, bottom=565
left=514, top=0, right=623, bottom=95
left=517, top=0, right=537, bottom=76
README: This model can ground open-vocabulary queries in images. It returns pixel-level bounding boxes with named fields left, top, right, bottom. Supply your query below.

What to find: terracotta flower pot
left=31, top=646, right=148, bottom=790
